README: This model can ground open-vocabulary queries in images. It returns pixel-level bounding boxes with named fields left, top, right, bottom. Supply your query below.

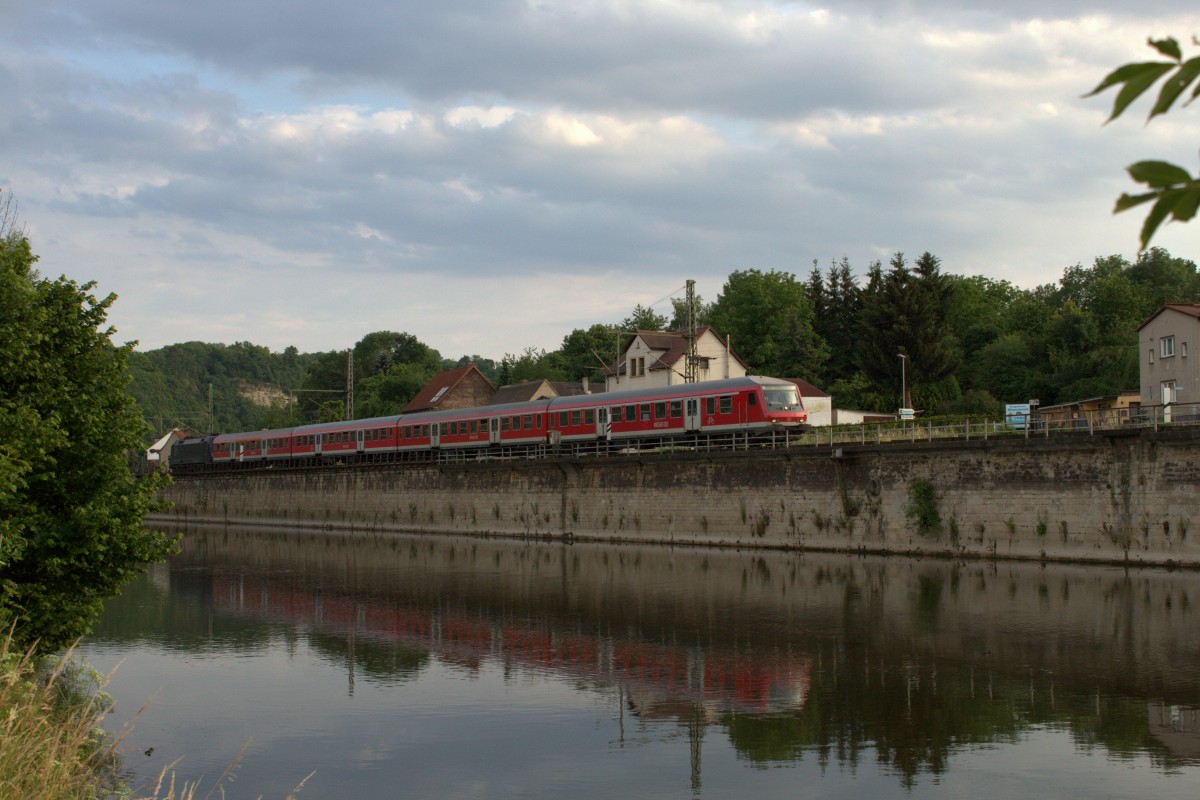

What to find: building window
left=1149, top=347, right=1154, bottom=364
left=1161, top=336, right=1176, bottom=357
left=1184, top=342, right=1189, bottom=358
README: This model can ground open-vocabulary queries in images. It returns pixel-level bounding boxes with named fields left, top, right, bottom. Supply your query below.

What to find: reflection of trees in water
left=306, top=631, right=428, bottom=687
left=120, top=526, right=1200, bottom=783
left=725, top=647, right=1178, bottom=785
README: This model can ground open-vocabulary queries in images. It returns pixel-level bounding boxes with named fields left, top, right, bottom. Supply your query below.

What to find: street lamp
left=898, top=352, right=908, bottom=414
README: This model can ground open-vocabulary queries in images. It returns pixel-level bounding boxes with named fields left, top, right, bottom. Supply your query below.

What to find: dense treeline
left=126, top=246, right=1198, bottom=434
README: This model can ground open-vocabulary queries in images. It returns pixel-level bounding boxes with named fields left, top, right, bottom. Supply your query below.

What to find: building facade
left=1138, top=304, right=1200, bottom=411
left=403, top=364, right=496, bottom=413
left=605, top=327, right=746, bottom=392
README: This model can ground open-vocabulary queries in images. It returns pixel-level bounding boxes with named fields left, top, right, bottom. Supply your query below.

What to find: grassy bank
left=0, top=634, right=122, bottom=799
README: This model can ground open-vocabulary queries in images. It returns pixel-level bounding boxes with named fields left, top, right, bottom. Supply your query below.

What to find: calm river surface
left=81, top=526, right=1200, bottom=799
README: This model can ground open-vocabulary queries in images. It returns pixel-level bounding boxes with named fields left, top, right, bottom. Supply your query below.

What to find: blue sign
left=1005, top=403, right=1031, bottom=429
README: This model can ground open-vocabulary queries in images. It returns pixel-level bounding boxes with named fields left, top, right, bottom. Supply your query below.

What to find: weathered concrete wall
left=152, top=427, right=1200, bottom=565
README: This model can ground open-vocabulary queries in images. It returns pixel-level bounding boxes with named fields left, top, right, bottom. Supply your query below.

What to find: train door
left=356, top=428, right=365, bottom=454
left=430, top=423, right=441, bottom=449
left=489, top=417, right=500, bottom=445
left=685, top=398, right=701, bottom=432
left=315, top=433, right=323, bottom=455
left=596, top=407, right=611, bottom=440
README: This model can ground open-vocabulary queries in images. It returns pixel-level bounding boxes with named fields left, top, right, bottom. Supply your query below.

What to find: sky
left=1, top=1, right=1196, bottom=362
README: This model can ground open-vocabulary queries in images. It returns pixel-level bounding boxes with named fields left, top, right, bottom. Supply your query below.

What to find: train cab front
left=761, top=382, right=808, bottom=427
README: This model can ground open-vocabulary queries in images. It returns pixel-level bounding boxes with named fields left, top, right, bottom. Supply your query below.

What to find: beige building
left=1037, top=392, right=1142, bottom=430
left=605, top=327, right=747, bottom=392
left=1138, top=304, right=1200, bottom=410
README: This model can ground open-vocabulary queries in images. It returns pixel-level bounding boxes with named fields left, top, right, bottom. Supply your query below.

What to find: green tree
left=558, top=324, right=621, bottom=383
left=497, top=347, right=568, bottom=385
left=667, top=294, right=712, bottom=331
left=0, top=216, right=177, bottom=649
left=356, top=363, right=434, bottom=417
left=856, top=252, right=961, bottom=412
left=707, top=268, right=829, bottom=379
left=808, top=257, right=863, bottom=383
left=297, top=350, right=350, bottom=422
left=621, top=304, right=669, bottom=331
left=1087, top=36, right=1200, bottom=249
left=446, top=354, right=499, bottom=382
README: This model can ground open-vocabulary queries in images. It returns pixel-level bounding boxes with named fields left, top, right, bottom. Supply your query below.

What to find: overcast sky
left=2, top=1, right=1196, bottom=361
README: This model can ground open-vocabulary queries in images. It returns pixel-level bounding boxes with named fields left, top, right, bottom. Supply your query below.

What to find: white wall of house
left=830, top=408, right=896, bottom=425
left=607, top=336, right=671, bottom=391
left=800, top=395, right=833, bottom=427
left=1140, top=309, right=1200, bottom=408
left=605, top=330, right=746, bottom=392
left=693, top=329, right=745, bottom=382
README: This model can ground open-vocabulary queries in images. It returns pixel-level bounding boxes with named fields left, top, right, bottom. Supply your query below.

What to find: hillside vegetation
left=125, top=247, right=1200, bottom=438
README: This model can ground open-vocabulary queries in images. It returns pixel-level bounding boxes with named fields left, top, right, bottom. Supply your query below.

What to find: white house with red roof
left=604, top=326, right=747, bottom=392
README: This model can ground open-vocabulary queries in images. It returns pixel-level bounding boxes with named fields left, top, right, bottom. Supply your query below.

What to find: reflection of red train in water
left=170, top=377, right=807, bottom=472
left=211, top=571, right=810, bottom=714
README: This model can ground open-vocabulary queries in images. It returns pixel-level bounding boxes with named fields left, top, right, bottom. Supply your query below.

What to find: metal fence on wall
left=790, top=402, right=1200, bottom=450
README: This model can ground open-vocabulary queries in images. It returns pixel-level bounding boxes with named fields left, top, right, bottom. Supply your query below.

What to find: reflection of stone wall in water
left=176, top=529, right=1200, bottom=701
left=164, top=529, right=1200, bottom=778
left=158, top=428, right=1200, bottom=565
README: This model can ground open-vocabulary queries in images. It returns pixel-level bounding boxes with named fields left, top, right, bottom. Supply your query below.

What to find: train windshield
left=762, top=384, right=802, bottom=411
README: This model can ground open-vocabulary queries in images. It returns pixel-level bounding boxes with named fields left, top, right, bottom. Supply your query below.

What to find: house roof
left=489, top=379, right=592, bottom=405
left=489, top=380, right=552, bottom=405
left=1037, top=391, right=1140, bottom=411
left=606, top=326, right=747, bottom=377
left=549, top=381, right=590, bottom=397
left=1137, top=303, right=1200, bottom=332
left=403, top=364, right=495, bottom=413
left=783, top=378, right=830, bottom=398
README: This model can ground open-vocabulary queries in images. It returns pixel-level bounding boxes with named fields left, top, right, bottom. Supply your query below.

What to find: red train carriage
left=547, top=376, right=806, bottom=444
left=404, top=400, right=551, bottom=451
left=292, top=415, right=403, bottom=461
left=212, top=426, right=295, bottom=465
left=193, top=376, right=806, bottom=471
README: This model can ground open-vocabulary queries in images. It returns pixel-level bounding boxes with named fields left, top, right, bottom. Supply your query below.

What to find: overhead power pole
left=684, top=279, right=699, bottom=383
left=345, top=349, right=354, bottom=421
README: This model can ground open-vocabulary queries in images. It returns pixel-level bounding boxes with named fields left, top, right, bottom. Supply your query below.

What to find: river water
left=81, top=526, right=1200, bottom=799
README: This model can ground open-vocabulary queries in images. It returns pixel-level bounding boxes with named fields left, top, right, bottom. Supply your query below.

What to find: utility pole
left=208, top=383, right=214, bottom=433
left=345, top=349, right=354, bottom=421
left=684, top=279, right=699, bottom=383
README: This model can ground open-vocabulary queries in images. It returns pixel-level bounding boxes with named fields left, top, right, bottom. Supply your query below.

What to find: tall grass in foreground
left=0, top=632, right=118, bottom=799
left=0, top=633, right=310, bottom=799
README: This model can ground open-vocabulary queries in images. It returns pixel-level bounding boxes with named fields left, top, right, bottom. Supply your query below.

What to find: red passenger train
left=180, top=376, right=806, bottom=472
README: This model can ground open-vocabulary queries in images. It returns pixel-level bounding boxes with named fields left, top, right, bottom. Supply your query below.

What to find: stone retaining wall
left=152, top=427, right=1200, bottom=565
